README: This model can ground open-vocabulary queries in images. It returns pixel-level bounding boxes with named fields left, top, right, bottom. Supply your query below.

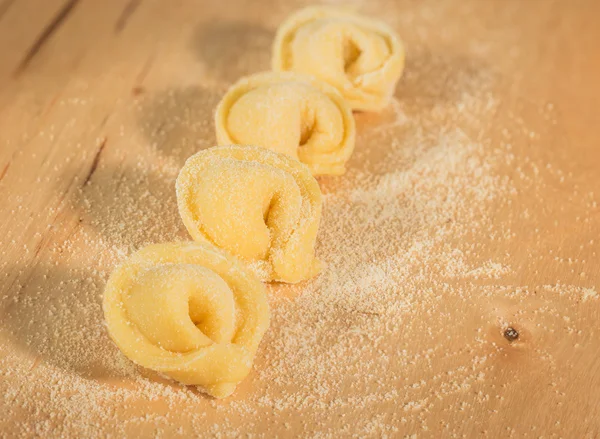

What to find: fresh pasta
left=176, top=145, right=323, bottom=283
left=272, top=6, right=405, bottom=111
left=215, top=71, right=355, bottom=175
left=103, top=241, right=270, bottom=398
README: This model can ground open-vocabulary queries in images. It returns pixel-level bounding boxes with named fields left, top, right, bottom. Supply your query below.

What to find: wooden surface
left=1, top=0, right=599, bottom=437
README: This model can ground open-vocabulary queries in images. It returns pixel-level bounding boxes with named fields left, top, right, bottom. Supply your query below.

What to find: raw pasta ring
left=176, top=145, right=322, bottom=283
left=103, top=241, right=270, bottom=399
left=272, top=6, right=405, bottom=112
left=215, top=71, right=355, bottom=176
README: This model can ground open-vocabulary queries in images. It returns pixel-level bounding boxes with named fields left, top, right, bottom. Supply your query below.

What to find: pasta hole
left=263, top=196, right=274, bottom=225
left=343, top=38, right=362, bottom=72
left=299, top=120, right=315, bottom=146
left=299, top=108, right=316, bottom=147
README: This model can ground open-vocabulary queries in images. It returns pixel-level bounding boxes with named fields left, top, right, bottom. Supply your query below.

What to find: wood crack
left=135, top=51, right=156, bottom=86
left=114, top=0, right=142, bottom=34
left=13, top=0, right=80, bottom=77
left=82, top=138, right=107, bottom=186
left=0, top=0, right=16, bottom=21
left=0, top=162, right=10, bottom=182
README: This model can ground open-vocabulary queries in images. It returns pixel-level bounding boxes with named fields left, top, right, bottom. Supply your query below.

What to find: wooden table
left=1, top=0, right=599, bottom=437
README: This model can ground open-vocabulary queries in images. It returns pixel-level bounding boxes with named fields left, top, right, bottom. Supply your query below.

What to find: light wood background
left=1, top=0, right=599, bottom=437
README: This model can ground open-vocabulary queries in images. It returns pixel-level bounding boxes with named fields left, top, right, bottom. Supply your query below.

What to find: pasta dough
left=176, top=145, right=322, bottom=283
left=102, top=241, right=270, bottom=399
left=215, top=72, right=355, bottom=176
left=272, top=6, right=405, bottom=112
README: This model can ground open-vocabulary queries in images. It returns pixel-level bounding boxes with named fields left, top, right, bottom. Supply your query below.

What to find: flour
left=1, top=5, right=598, bottom=438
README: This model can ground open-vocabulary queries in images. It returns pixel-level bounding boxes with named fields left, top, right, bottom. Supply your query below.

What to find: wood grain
left=0, top=0, right=599, bottom=437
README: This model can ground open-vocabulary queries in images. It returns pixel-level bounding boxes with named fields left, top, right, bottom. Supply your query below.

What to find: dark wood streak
left=33, top=240, right=45, bottom=258
left=82, top=138, right=107, bottom=186
left=43, top=91, right=63, bottom=115
left=13, top=0, right=80, bottom=77
left=0, top=162, right=9, bottom=182
left=32, top=176, right=83, bottom=259
left=0, top=0, right=16, bottom=21
left=99, top=113, right=111, bottom=130
left=30, top=173, right=83, bottom=263
left=114, top=0, right=142, bottom=33
left=152, top=120, right=166, bottom=137
left=135, top=51, right=156, bottom=86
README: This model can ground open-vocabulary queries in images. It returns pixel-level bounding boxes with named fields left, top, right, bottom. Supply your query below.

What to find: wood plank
left=0, top=0, right=598, bottom=437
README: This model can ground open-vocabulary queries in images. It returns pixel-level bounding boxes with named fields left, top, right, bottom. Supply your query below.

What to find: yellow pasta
left=272, top=6, right=405, bottom=112
left=215, top=71, right=355, bottom=176
left=176, top=145, right=322, bottom=283
left=103, top=241, right=270, bottom=399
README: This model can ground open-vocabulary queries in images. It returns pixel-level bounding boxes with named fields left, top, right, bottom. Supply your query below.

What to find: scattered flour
left=1, top=3, right=598, bottom=438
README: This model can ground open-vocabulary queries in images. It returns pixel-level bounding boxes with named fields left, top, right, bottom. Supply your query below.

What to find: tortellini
left=272, top=6, right=405, bottom=112
left=215, top=72, right=355, bottom=176
left=102, top=241, right=270, bottom=399
left=176, top=145, right=322, bottom=283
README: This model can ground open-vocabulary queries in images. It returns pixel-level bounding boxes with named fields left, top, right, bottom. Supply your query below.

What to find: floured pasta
left=176, top=145, right=322, bottom=283
left=103, top=241, right=270, bottom=399
left=215, top=71, right=355, bottom=176
left=272, top=6, right=405, bottom=112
